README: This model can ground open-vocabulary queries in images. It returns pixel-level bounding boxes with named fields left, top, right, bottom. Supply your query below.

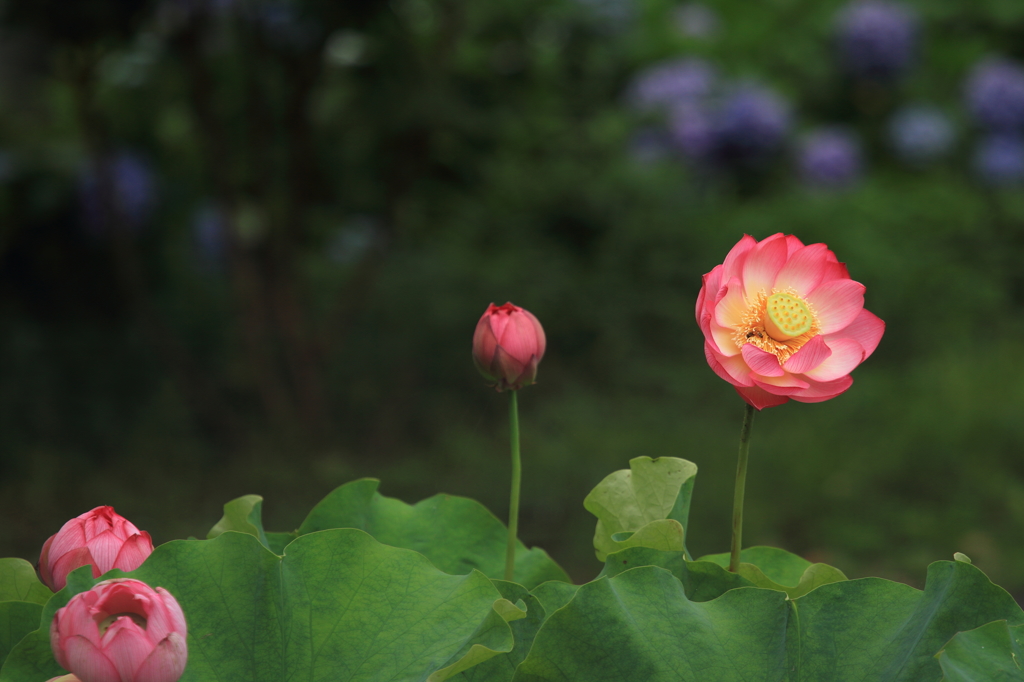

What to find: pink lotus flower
left=40, top=507, right=154, bottom=592
left=50, top=578, right=187, bottom=682
left=697, top=233, right=884, bottom=409
left=473, top=302, right=547, bottom=391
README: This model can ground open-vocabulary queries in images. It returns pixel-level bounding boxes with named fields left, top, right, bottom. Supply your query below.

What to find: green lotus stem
left=730, top=403, right=756, bottom=573
left=505, top=389, right=522, bottom=582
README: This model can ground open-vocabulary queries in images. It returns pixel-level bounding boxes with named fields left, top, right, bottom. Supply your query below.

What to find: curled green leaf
left=584, top=457, right=697, bottom=562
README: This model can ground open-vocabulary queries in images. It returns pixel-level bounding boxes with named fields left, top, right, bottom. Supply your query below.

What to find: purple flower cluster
left=622, top=0, right=1024, bottom=187
left=972, top=135, right=1024, bottom=186
left=627, top=58, right=716, bottom=114
left=627, top=56, right=792, bottom=169
left=708, top=84, right=791, bottom=164
left=962, top=58, right=1024, bottom=185
left=887, top=105, right=955, bottom=166
left=835, top=0, right=917, bottom=81
left=667, top=103, right=716, bottom=160
left=964, top=58, right=1024, bottom=132
left=798, top=128, right=862, bottom=189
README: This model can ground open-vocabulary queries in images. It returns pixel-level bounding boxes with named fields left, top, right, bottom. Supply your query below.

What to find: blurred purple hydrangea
left=667, top=102, right=716, bottom=160
left=627, top=57, right=716, bottom=114
left=663, top=81, right=791, bottom=168
left=798, top=128, right=862, bottom=189
left=972, top=135, right=1024, bottom=186
left=709, top=83, right=792, bottom=165
left=78, top=152, right=156, bottom=236
left=888, top=105, right=955, bottom=165
left=964, top=58, right=1024, bottom=132
left=835, top=0, right=917, bottom=81
left=673, top=3, right=718, bottom=39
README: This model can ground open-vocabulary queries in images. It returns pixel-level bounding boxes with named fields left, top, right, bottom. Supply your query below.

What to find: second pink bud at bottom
left=50, top=578, right=187, bottom=682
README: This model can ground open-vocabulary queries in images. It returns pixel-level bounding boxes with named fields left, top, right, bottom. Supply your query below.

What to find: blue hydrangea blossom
left=972, top=135, right=1024, bottom=186
left=835, top=0, right=917, bottom=81
left=710, top=83, right=792, bottom=164
left=888, top=105, right=955, bottom=165
left=627, top=57, right=716, bottom=114
left=964, top=58, right=1024, bottom=132
left=798, top=128, right=863, bottom=188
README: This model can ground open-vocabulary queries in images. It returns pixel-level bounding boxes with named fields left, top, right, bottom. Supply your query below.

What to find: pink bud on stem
left=473, top=302, right=546, bottom=582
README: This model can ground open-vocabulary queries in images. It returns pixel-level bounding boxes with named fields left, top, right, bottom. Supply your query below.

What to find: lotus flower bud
left=472, top=302, right=546, bottom=392
left=51, top=578, right=187, bottom=682
left=39, top=506, right=154, bottom=592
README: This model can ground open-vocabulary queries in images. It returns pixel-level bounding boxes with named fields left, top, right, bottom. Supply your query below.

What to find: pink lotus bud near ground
left=473, top=302, right=546, bottom=391
left=696, top=233, right=885, bottom=410
left=39, top=507, right=154, bottom=592
left=50, top=578, right=188, bottom=682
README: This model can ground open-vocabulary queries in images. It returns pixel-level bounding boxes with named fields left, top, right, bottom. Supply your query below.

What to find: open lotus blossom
left=40, top=507, right=154, bottom=592
left=473, top=302, right=546, bottom=392
left=50, top=578, right=187, bottom=682
left=697, top=234, right=884, bottom=409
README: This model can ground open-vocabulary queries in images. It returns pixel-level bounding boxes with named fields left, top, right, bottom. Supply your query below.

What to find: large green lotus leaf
left=0, top=565, right=97, bottom=682
left=0, top=559, right=51, bottom=605
left=427, top=595, right=526, bottom=682
left=698, top=545, right=847, bottom=599
left=936, top=620, right=1024, bottom=681
left=530, top=581, right=580, bottom=617
left=265, top=532, right=296, bottom=554
left=452, top=580, right=545, bottom=682
left=206, top=494, right=296, bottom=554
left=512, top=560, right=1024, bottom=682
left=514, top=567, right=789, bottom=681
left=583, top=457, right=697, bottom=562
left=599, top=547, right=753, bottom=602
left=206, top=494, right=271, bottom=549
left=463, top=553, right=747, bottom=682
left=297, top=479, right=569, bottom=589
left=1, top=530, right=518, bottom=681
left=0, top=601, right=42, bottom=671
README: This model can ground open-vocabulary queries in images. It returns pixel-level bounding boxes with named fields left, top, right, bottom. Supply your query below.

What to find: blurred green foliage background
left=2, top=0, right=1024, bottom=592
